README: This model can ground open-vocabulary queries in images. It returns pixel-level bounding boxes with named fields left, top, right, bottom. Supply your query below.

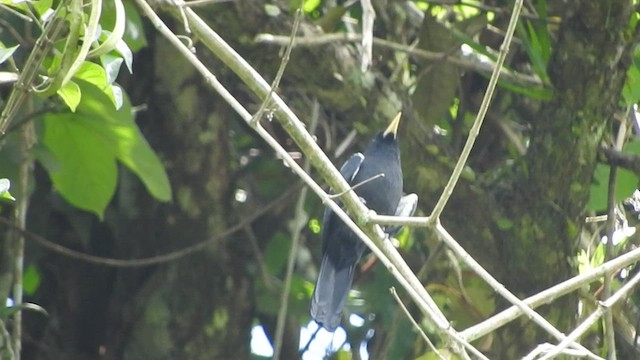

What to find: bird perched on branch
left=311, top=113, right=418, bottom=331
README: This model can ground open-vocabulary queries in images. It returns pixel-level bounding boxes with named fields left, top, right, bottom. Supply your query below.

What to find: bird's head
left=381, top=112, right=401, bottom=141
left=365, top=113, right=402, bottom=158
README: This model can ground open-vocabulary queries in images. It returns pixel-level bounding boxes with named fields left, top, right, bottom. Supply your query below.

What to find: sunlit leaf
left=42, top=80, right=171, bottom=217
left=43, top=111, right=118, bottom=218
left=0, top=178, right=15, bottom=201
left=57, top=80, right=81, bottom=112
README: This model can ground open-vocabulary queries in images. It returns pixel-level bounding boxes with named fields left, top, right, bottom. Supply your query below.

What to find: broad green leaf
left=73, top=61, right=109, bottom=89
left=42, top=112, right=118, bottom=218
left=42, top=80, right=170, bottom=217
left=72, top=61, right=118, bottom=108
left=121, top=127, right=171, bottom=201
left=75, top=80, right=171, bottom=201
left=57, top=80, right=81, bottom=112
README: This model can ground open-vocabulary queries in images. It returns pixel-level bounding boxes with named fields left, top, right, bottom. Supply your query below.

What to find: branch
left=461, top=245, right=640, bottom=343
left=255, top=33, right=542, bottom=86
left=0, top=0, right=69, bottom=135
left=273, top=102, right=319, bottom=360
left=390, top=287, right=446, bottom=360
left=140, top=0, right=481, bottom=356
left=0, top=186, right=299, bottom=267
left=601, top=117, right=628, bottom=359
left=427, top=0, right=524, bottom=225
left=436, top=224, right=601, bottom=358
left=600, top=146, right=640, bottom=176
left=534, top=270, right=640, bottom=360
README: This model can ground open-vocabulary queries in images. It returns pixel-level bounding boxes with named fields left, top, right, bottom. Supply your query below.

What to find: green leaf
left=75, top=80, right=171, bottom=202
left=23, top=265, right=42, bottom=295
left=588, top=164, right=638, bottom=211
left=42, top=80, right=171, bottom=217
left=101, top=54, right=123, bottom=84
left=57, top=80, right=81, bottom=112
left=0, top=178, right=15, bottom=201
left=0, top=44, right=19, bottom=65
left=115, top=39, right=133, bottom=74
left=100, top=1, right=147, bottom=53
left=120, top=127, right=171, bottom=201
left=32, top=0, right=52, bottom=18
left=302, top=0, right=321, bottom=13
left=110, top=84, right=124, bottom=110
left=73, top=61, right=108, bottom=89
left=73, top=61, right=118, bottom=108
left=623, top=64, right=640, bottom=106
left=43, top=112, right=118, bottom=218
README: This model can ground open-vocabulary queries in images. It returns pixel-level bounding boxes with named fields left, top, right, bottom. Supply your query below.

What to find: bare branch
left=461, top=246, right=640, bottom=343
left=255, top=33, right=542, bottom=86
left=534, top=270, right=640, bottom=360
left=390, top=287, right=449, bottom=360
left=427, top=0, right=524, bottom=225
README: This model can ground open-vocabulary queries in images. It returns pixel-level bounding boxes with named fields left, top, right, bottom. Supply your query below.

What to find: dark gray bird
left=311, top=113, right=417, bottom=331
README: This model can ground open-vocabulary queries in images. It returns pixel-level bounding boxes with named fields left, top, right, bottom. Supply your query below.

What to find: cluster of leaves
left=1, top=0, right=170, bottom=218
left=1, top=0, right=171, bottom=344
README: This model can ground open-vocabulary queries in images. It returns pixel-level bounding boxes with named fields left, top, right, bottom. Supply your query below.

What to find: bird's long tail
left=310, top=255, right=355, bottom=332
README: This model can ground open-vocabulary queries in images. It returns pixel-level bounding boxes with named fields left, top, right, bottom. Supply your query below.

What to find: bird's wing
left=386, top=193, right=418, bottom=236
left=339, top=153, right=364, bottom=183
left=320, top=152, right=364, bottom=252
left=395, top=193, right=418, bottom=217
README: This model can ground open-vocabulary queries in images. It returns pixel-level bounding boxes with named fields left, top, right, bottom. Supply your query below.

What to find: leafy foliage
left=41, top=79, right=170, bottom=218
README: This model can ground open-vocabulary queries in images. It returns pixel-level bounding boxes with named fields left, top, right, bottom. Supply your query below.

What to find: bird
left=310, top=113, right=418, bottom=332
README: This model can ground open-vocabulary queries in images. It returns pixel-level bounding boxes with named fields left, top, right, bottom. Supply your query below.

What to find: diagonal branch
left=137, top=1, right=480, bottom=356
left=461, top=246, right=640, bottom=343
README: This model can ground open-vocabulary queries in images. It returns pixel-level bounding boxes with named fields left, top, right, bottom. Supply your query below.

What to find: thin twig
left=0, top=0, right=69, bottom=136
left=11, top=92, right=36, bottom=360
left=427, top=0, right=524, bottom=225
left=602, top=118, right=627, bottom=360
left=273, top=101, right=319, bottom=360
left=251, top=5, right=303, bottom=126
left=254, top=33, right=542, bottom=86
left=534, top=270, right=640, bottom=360
left=0, top=319, right=15, bottom=359
left=244, top=224, right=275, bottom=290
left=143, top=2, right=480, bottom=356
left=390, top=287, right=446, bottom=360
left=436, top=223, right=603, bottom=359
left=461, top=245, right=640, bottom=344
left=328, top=173, right=385, bottom=198
left=0, top=187, right=299, bottom=267
left=360, top=0, right=375, bottom=71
